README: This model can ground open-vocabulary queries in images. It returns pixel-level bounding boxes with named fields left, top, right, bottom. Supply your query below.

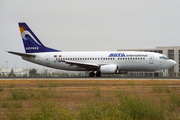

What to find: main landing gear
left=89, top=72, right=95, bottom=77
left=96, top=71, right=101, bottom=77
left=154, top=73, right=159, bottom=77
left=89, top=71, right=101, bottom=77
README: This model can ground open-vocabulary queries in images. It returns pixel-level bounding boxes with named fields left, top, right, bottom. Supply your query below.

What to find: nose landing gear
left=154, top=73, right=159, bottom=77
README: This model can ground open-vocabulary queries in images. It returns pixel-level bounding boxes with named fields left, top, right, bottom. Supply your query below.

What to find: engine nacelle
left=100, top=64, right=118, bottom=74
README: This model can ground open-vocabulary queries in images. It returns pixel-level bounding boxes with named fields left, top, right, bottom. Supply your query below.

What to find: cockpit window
left=159, top=56, right=169, bottom=60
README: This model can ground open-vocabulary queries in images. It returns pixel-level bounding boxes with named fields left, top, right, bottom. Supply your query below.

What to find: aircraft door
left=46, top=55, right=50, bottom=65
left=149, top=55, right=154, bottom=64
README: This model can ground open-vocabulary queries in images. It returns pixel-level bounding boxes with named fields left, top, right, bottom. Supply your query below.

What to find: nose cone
left=172, top=60, right=177, bottom=66
left=170, top=60, right=177, bottom=67
left=161, top=60, right=177, bottom=70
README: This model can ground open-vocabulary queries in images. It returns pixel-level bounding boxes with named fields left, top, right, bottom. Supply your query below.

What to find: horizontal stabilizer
left=7, top=51, right=35, bottom=57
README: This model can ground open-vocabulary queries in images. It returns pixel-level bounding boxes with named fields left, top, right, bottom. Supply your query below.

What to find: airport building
left=117, top=46, right=180, bottom=77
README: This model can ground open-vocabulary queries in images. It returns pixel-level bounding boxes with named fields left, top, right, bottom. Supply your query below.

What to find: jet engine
left=100, top=64, right=118, bottom=74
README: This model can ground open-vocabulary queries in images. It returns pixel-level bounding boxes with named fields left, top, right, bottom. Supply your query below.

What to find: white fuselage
left=22, top=51, right=176, bottom=72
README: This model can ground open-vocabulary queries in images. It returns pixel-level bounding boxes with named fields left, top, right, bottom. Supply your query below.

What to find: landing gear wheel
left=154, top=73, right=159, bottom=77
left=96, top=71, right=101, bottom=77
left=89, top=72, right=95, bottom=77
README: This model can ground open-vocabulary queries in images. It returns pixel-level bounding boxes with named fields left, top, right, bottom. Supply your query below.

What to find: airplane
left=8, top=23, right=177, bottom=77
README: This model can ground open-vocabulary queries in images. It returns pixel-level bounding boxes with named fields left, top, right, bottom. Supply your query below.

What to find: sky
left=0, top=0, right=180, bottom=69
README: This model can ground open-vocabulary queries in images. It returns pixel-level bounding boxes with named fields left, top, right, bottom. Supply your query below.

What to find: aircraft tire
left=154, top=73, right=159, bottom=77
left=89, top=72, right=95, bottom=77
left=96, top=71, right=101, bottom=77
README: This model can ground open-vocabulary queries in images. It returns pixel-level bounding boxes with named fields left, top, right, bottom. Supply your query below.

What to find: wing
left=63, top=60, right=100, bottom=70
left=7, top=51, right=35, bottom=57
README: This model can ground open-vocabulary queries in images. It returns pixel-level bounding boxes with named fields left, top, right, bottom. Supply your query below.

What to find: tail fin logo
left=19, top=26, right=43, bottom=50
left=22, top=30, right=42, bottom=47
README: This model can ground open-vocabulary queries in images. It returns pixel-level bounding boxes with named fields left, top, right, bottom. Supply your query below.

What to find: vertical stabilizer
left=18, top=23, right=60, bottom=53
